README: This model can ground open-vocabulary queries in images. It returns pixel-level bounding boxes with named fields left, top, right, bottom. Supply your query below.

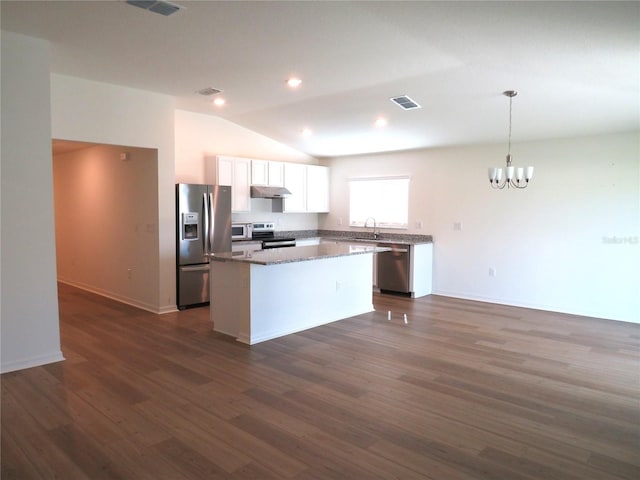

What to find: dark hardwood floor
left=2, top=283, right=639, bottom=479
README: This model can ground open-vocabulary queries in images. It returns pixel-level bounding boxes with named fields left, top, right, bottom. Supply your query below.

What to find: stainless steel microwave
left=231, top=222, right=252, bottom=240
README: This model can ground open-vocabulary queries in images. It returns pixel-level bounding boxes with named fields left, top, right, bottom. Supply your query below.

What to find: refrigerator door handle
left=203, top=192, right=210, bottom=255
left=208, top=192, right=215, bottom=255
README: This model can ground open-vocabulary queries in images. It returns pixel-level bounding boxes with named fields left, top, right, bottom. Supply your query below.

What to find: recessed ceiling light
left=375, top=117, right=388, bottom=127
left=213, top=97, right=226, bottom=107
left=301, top=128, right=312, bottom=137
left=287, top=77, right=302, bottom=88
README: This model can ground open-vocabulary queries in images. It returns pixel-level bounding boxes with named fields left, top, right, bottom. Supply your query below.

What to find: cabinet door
left=216, top=156, right=234, bottom=186
left=283, top=163, right=307, bottom=212
left=306, top=165, right=330, bottom=212
left=251, top=160, right=268, bottom=185
left=233, top=157, right=251, bottom=213
left=267, top=161, right=284, bottom=187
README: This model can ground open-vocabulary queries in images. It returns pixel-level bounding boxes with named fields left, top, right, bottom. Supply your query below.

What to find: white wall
left=1, top=32, right=64, bottom=373
left=53, top=145, right=159, bottom=311
left=323, top=132, right=640, bottom=323
left=175, top=109, right=320, bottom=230
left=175, top=109, right=316, bottom=183
left=50, top=74, right=176, bottom=312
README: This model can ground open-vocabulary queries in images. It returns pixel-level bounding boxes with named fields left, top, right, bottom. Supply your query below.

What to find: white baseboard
left=58, top=279, right=177, bottom=314
left=431, top=289, right=637, bottom=324
left=1, top=351, right=65, bottom=374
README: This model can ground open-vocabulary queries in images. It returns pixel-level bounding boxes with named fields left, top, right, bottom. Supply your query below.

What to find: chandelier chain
left=508, top=94, right=513, bottom=156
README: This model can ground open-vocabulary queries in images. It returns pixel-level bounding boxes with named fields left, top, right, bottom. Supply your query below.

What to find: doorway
left=51, top=139, right=160, bottom=312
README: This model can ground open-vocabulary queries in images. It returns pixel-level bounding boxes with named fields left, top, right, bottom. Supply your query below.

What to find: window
left=349, top=176, right=409, bottom=229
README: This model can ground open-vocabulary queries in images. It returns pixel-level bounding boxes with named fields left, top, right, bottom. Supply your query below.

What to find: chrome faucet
left=364, top=217, right=379, bottom=239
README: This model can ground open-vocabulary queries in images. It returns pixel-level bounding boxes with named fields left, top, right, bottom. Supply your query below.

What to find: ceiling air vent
left=197, top=87, right=222, bottom=96
left=126, top=1, right=183, bottom=17
left=390, top=95, right=421, bottom=110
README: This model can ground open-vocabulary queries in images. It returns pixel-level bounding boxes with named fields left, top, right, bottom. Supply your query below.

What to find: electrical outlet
left=489, top=267, right=496, bottom=277
left=337, top=217, right=343, bottom=226
left=127, top=268, right=132, bottom=279
left=415, top=220, right=423, bottom=229
left=454, top=222, right=463, bottom=231
left=335, top=281, right=341, bottom=291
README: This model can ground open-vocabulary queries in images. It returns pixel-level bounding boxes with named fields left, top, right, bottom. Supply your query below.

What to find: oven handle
left=263, top=240, right=296, bottom=249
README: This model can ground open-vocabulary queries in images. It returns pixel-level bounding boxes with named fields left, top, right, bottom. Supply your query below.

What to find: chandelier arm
left=509, top=179, right=528, bottom=189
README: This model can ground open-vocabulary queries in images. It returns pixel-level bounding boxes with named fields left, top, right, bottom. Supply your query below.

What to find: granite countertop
left=322, top=237, right=424, bottom=246
left=211, top=243, right=391, bottom=266
left=277, top=229, right=433, bottom=245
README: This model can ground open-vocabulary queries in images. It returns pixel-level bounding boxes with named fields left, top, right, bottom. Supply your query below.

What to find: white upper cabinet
left=282, top=162, right=307, bottom=212
left=267, top=161, right=284, bottom=187
left=251, top=159, right=284, bottom=187
left=251, top=159, right=268, bottom=185
left=211, top=156, right=329, bottom=214
left=306, top=165, right=330, bottom=213
left=232, top=157, right=251, bottom=212
left=205, top=155, right=251, bottom=213
left=278, top=163, right=329, bottom=213
left=216, top=156, right=234, bottom=186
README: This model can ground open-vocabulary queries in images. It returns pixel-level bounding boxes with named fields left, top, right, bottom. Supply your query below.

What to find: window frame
left=348, top=175, right=410, bottom=230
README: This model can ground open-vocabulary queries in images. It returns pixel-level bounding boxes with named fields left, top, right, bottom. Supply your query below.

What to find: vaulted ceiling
left=2, top=1, right=638, bottom=158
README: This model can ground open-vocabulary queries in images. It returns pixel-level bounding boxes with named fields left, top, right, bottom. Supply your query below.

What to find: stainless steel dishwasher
left=376, top=243, right=411, bottom=294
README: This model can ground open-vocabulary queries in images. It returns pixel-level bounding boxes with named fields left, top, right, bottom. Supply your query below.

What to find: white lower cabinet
left=232, top=241, right=262, bottom=253
left=409, top=243, right=433, bottom=298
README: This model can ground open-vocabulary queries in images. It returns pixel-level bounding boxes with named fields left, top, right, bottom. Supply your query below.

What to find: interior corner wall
left=50, top=74, right=176, bottom=312
left=323, top=132, right=640, bottom=323
left=174, top=109, right=316, bottom=184
left=1, top=31, right=64, bottom=373
left=174, top=109, right=321, bottom=231
left=53, top=145, right=159, bottom=311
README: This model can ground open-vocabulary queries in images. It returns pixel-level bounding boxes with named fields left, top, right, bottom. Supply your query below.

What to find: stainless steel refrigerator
left=176, top=184, right=232, bottom=309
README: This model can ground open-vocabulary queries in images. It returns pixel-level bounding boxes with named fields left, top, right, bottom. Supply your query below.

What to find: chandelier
left=488, top=90, right=534, bottom=189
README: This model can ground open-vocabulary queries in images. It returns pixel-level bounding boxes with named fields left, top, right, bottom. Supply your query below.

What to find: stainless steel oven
left=252, top=222, right=296, bottom=249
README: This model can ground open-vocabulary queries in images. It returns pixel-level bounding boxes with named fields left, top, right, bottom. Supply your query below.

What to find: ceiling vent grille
left=197, top=87, right=222, bottom=96
left=390, top=95, right=421, bottom=110
left=126, top=1, right=183, bottom=16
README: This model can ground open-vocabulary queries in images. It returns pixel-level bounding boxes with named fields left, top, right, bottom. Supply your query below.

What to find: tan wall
left=53, top=144, right=160, bottom=311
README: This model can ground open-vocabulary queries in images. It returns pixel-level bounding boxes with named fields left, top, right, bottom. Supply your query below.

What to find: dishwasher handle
left=180, top=264, right=210, bottom=272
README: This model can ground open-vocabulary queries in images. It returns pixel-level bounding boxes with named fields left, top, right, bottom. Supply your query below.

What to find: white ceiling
left=2, top=1, right=639, bottom=158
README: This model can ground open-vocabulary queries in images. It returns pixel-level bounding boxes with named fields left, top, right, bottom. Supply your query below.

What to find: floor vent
left=126, top=1, right=183, bottom=17
left=390, top=95, right=421, bottom=110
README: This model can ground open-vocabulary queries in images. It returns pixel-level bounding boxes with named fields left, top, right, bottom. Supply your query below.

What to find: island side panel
left=210, top=260, right=251, bottom=340
left=247, top=253, right=374, bottom=344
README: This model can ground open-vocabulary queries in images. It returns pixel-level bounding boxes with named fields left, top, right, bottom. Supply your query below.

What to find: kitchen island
left=209, top=243, right=389, bottom=344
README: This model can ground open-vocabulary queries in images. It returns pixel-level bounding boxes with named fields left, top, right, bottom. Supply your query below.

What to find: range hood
left=250, top=185, right=292, bottom=198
